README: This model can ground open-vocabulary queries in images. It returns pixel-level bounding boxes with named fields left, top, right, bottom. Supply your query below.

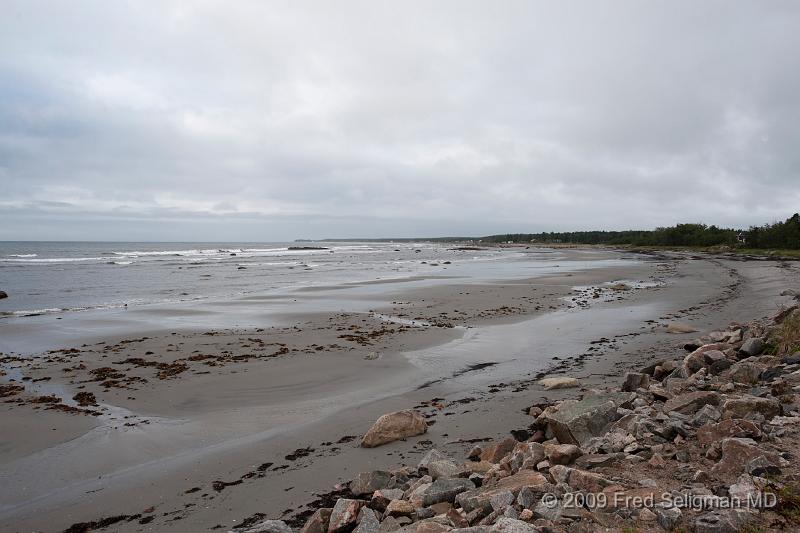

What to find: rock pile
left=240, top=307, right=800, bottom=533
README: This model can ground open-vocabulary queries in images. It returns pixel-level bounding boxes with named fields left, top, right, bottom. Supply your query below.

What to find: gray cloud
left=1, top=0, right=799, bottom=240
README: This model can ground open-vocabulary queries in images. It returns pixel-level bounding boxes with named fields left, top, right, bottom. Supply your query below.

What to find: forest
left=481, top=213, right=800, bottom=249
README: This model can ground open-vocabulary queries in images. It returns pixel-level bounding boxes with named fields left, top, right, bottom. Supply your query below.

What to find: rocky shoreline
left=245, top=294, right=800, bottom=533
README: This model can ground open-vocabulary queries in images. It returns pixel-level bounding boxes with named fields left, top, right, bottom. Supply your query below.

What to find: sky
left=1, top=1, right=799, bottom=241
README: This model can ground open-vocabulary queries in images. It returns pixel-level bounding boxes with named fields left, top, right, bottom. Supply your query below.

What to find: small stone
left=518, top=509, right=533, bottom=521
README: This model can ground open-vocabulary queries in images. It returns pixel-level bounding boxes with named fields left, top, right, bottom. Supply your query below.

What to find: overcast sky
left=1, top=1, right=799, bottom=241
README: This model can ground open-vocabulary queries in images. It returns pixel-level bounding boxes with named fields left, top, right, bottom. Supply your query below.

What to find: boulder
left=385, top=500, right=416, bottom=518
left=683, top=351, right=707, bottom=373
left=722, top=396, right=780, bottom=420
left=747, top=455, right=781, bottom=477
left=666, top=322, right=698, bottom=334
left=538, top=377, right=579, bottom=390
left=543, top=443, right=582, bottom=465
left=739, top=338, right=765, bottom=357
left=427, top=460, right=461, bottom=480
left=702, top=350, right=727, bottom=365
left=507, top=442, right=545, bottom=472
left=558, top=466, right=614, bottom=492
left=371, top=490, right=404, bottom=512
left=654, top=503, right=682, bottom=530
left=418, top=449, right=451, bottom=470
left=480, top=437, right=517, bottom=463
left=301, top=509, right=333, bottom=533
left=329, top=499, right=365, bottom=533
left=361, top=410, right=427, bottom=448
left=697, top=419, right=762, bottom=446
left=489, top=490, right=515, bottom=511
left=445, top=509, right=468, bottom=528
left=421, top=478, right=474, bottom=506
left=729, top=362, right=763, bottom=384
left=353, top=509, right=380, bottom=533
left=542, top=392, right=632, bottom=445
left=709, top=359, right=733, bottom=375
left=457, top=471, right=549, bottom=513
left=710, top=438, right=784, bottom=479
left=621, top=372, right=649, bottom=392
left=491, top=518, right=538, bottom=533
left=350, top=471, right=392, bottom=496
left=691, top=404, right=722, bottom=427
left=662, top=391, right=720, bottom=415
left=415, top=521, right=452, bottom=533
left=239, top=520, right=293, bottom=533
left=693, top=510, right=754, bottom=532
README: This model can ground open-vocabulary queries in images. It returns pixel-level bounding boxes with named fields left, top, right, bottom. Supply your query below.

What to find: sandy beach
left=1, top=247, right=798, bottom=532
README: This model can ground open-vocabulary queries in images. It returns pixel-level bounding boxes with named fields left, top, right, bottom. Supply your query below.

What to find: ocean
left=0, top=241, right=633, bottom=354
left=0, top=241, right=492, bottom=317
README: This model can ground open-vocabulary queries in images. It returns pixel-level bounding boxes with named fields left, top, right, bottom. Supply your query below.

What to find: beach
left=1, top=245, right=797, bottom=532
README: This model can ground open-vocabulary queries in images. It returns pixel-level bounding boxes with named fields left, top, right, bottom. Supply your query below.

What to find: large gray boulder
left=543, top=392, right=633, bottom=445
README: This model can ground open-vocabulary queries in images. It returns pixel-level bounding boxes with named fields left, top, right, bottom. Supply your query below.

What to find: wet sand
left=1, top=249, right=797, bottom=532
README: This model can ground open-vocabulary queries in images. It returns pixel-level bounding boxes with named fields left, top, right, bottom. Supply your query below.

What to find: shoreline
left=1, top=250, right=798, bottom=532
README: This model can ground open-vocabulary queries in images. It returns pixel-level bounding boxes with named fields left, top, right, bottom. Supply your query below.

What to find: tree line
left=481, top=213, right=800, bottom=249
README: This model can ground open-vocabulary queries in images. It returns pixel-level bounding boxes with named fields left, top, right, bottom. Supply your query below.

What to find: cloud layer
left=2, top=1, right=799, bottom=240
